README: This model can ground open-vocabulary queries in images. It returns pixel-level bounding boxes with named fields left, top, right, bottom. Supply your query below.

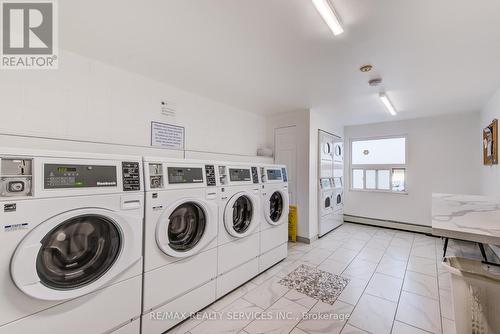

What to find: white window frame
left=349, top=135, right=408, bottom=194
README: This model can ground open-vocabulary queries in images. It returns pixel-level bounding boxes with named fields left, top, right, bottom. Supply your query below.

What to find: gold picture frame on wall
left=483, top=119, right=498, bottom=165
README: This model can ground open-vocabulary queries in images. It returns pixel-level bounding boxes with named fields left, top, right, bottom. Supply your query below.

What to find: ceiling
left=61, top=0, right=500, bottom=125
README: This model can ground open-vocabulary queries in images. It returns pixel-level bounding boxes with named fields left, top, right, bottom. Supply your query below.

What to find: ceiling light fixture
left=311, top=0, right=344, bottom=36
left=379, top=92, right=397, bottom=116
left=369, top=78, right=383, bottom=87
left=359, top=64, right=373, bottom=72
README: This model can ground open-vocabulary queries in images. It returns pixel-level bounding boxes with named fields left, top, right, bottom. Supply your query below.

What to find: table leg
left=478, top=243, right=488, bottom=262
left=443, top=237, right=449, bottom=258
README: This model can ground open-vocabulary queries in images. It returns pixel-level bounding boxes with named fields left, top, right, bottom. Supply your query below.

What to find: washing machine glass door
left=36, top=215, right=121, bottom=290
left=224, top=192, right=257, bottom=238
left=156, top=200, right=213, bottom=258
left=168, top=202, right=205, bottom=251
left=10, top=208, right=140, bottom=301
left=270, top=191, right=283, bottom=223
left=265, top=190, right=289, bottom=226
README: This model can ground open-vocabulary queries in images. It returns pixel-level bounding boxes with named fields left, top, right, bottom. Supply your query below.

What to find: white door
left=274, top=126, right=297, bottom=207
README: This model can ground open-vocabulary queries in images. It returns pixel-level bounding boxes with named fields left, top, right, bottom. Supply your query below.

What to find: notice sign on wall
left=151, top=121, right=185, bottom=150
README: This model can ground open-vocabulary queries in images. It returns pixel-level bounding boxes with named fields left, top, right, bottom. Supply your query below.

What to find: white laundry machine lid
left=10, top=208, right=141, bottom=301
left=263, top=188, right=289, bottom=226
left=224, top=191, right=259, bottom=238
left=156, top=198, right=217, bottom=258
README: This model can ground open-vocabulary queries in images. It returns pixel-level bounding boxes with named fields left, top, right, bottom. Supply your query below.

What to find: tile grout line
left=288, top=225, right=376, bottom=334
left=287, top=230, right=355, bottom=334
left=179, top=225, right=435, bottom=334
left=435, top=239, right=445, bottom=334
left=389, top=230, right=415, bottom=334
left=337, top=228, right=397, bottom=333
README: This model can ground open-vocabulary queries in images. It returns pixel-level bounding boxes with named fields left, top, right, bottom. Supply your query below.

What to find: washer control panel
left=205, top=165, right=216, bottom=186
left=44, top=164, right=117, bottom=189
left=229, top=168, right=251, bottom=182
left=251, top=167, right=259, bottom=184
left=122, top=162, right=141, bottom=191
left=167, top=167, right=204, bottom=184
left=281, top=167, right=288, bottom=182
left=267, top=168, right=282, bottom=181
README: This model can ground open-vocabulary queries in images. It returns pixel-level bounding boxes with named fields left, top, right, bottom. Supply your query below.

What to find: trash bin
left=442, top=257, right=500, bottom=334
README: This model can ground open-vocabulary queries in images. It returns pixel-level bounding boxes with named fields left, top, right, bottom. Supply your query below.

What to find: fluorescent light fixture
left=379, top=92, right=397, bottom=116
left=311, top=0, right=344, bottom=36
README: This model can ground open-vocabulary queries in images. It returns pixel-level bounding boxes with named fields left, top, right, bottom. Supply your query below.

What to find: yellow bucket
left=288, top=205, right=297, bottom=242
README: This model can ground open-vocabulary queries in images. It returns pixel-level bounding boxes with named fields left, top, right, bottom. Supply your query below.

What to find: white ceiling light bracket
left=379, top=92, right=397, bottom=116
left=311, top=0, right=344, bottom=36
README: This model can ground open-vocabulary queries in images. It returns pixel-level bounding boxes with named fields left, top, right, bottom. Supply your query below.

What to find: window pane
left=352, top=169, right=364, bottom=189
left=365, top=170, right=376, bottom=189
left=377, top=170, right=390, bottom=190
left=351, top=137, right=406, bottom=165
left=392, top=168, right=406, bottom=192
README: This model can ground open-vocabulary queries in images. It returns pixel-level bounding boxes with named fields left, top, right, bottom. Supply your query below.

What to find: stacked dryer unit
left=319, top=130, right=335, bottom=178
left=258, top=164, right=289, bottom=272
left=215, top=162, right=261, bottom=298
left=318, top=130, right=344, bottom=237
left=319, top=177, right=336, bottom=236
left=0, top=149, right=144, bottom=334
left=141, top=158, right=219, bottom=334
left=332, top=139, right=344, bottom=230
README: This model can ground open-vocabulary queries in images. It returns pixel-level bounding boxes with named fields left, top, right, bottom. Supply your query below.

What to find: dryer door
left=334, top=142, right=343, bottom=163
left=334, top=189, right=344, bottom=210
left=10, top=208, right=140, bottom=301
left=156, top=199, right=216, bottom=258
left=264, top=189, right=289, bottom=226
left=224, top=191, right=259, bottom=238
left=320, top=191, right=334, bottom=216
left=319, top=132, right=334, bottom=162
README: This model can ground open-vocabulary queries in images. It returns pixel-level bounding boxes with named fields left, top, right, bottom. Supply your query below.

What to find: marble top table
left=432, top=193, right=500, bottom=246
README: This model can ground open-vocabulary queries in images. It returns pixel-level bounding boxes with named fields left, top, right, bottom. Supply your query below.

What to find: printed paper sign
left=151, top=121, right=185, bottom=150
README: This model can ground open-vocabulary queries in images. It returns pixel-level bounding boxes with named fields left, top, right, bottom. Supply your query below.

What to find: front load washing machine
left=141, top=158, right=218, bottom=334
left=215, top=162, right=261, bottom=298
left=0, top=149, right=143, bottom=334
left=258, top=164, right=289, bottom=272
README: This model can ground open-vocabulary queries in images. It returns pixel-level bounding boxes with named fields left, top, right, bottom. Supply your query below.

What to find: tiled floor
left=168, top=223, right=495, bottom=334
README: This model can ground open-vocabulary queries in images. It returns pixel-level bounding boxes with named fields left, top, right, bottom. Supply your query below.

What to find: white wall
left=344, top=112, right=481, bottom=227
left=0, top=50, right=271, bottom=163
left=480, top=88, right=500, bottom=196
left=267, top=110, right=311, bottom=239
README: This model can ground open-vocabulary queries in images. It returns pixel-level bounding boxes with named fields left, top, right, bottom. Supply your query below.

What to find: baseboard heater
left=343, top=214, right=432, bottom=235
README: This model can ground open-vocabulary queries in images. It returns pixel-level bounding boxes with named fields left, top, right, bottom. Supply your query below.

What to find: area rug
left=278, top=264, right=350, bottom=305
